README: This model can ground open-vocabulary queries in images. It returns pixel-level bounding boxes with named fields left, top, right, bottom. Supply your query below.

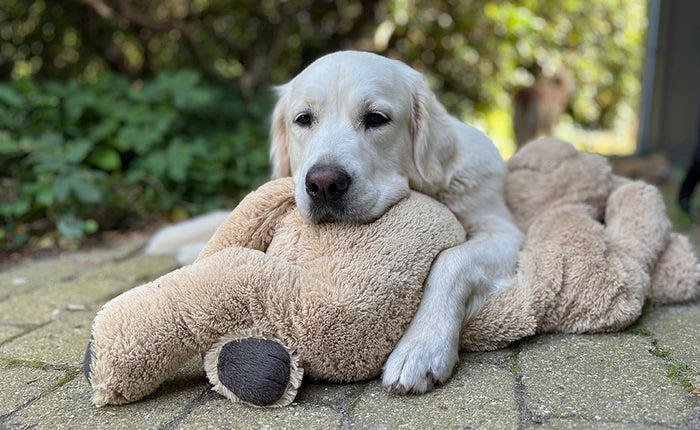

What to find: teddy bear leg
left=605, top=181, right=671, bottom=268
left=204, top=333, right=303, bottom=407
left=648, top=233, right=700, bottom=304
left=576, top=181, right=673, bottom=332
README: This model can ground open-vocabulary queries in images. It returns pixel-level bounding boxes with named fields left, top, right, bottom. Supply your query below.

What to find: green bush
left=0, top=70, right=273, bottom=250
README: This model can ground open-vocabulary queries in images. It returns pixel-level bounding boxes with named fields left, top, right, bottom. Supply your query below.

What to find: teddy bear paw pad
left=83, top=337, right=94, bottom=383
left=217, top=338, right=291, bottom=406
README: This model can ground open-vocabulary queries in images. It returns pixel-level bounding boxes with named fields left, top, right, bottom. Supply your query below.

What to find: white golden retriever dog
left=270, top=51, right=524, bottom=394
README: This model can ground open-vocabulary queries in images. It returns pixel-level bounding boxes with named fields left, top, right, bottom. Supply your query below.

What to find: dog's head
left=270, top=51, right=455, bottom=223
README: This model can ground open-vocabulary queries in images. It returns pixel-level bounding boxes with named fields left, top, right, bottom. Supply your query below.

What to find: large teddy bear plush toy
left=84, top=138, right=699, bottom=408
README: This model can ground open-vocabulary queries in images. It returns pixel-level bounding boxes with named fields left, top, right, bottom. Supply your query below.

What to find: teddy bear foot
left=204, top=334, right=303, bottom=407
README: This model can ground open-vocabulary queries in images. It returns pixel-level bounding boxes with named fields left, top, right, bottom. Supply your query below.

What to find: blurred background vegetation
left=0, top=0, right=648, bottom=252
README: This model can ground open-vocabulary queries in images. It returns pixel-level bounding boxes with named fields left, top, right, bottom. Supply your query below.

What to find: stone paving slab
left=0, top=325, right=23, bottom=343
left=518, top=333, right=694, bottom=427
left=0, top=254, right=174, bottom=326
left=177, top=396, right=345, bottom=430
left=1, top=238, right=699, bottom=429
left=0, top=365, right=65, bottom=417
left=5, top=370, right=206, bottom=430
left=347, top=358, right=520, bottom=429
left=0, top=238, right=147, bottom=295
left=1, top=310, right=95, bottom=367
left=642, top=305, right=700, bottom=373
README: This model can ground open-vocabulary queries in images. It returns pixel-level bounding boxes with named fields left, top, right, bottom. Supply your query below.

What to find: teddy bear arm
left=85, top=275, right=201, bottom=406
left=86, top=245, right=306, bottom=407
left=190, top=245, right=430, bottom=395
left=197, top=178, right=296, bottom=261
left=459, top=272, right=537, bottom=351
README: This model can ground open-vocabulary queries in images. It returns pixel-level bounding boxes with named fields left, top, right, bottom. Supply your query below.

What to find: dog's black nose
left=305, top=165, right=351, bottom=203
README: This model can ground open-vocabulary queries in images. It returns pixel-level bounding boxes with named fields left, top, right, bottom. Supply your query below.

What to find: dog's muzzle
left=304, top=164, right=352, bottom=222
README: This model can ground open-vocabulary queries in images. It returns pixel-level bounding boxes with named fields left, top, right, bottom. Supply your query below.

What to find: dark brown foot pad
left=83, top=338, right=94, bottom=383
left=216, top=338, right=291, bottom=406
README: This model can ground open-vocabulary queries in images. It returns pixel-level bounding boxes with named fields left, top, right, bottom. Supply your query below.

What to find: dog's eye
left=294, top=113, right=313, bottom=127
left=364, top=112, right=390, bottom=129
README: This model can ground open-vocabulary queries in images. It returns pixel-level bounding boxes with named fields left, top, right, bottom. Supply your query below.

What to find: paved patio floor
left=1, top=237, right=698, bottom=429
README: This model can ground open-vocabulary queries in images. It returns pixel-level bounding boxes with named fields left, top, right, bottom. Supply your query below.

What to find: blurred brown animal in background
left=512, top=67, right=671, bottom=186
left=513, top=68, right=575, bottom=149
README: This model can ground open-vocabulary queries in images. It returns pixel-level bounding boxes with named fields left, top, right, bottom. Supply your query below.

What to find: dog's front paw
left=382, top=332, right=459, bottom=394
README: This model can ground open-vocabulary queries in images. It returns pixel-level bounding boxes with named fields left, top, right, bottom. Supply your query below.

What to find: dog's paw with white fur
left=381, top=325, right=459, bottom=394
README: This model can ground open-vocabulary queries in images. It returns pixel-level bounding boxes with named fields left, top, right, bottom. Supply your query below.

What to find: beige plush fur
left=85, top=138, right=699, bottom=408
left=459, top=138, right=699, bottom=351
left=85, top=179, right=465, bottom=407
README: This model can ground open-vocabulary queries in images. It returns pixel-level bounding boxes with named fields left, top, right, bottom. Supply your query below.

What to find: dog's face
left=270, top=51, right=453, bottom=223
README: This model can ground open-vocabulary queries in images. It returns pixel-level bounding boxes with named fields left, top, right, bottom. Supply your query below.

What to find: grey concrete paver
left=0, top=365, right=65, bottom=417
left=0, top=310, right=94, bottom=367
left=518, top=332, right=694, bottom=426
left=347, top=357, right=520, bottom=429
left=4, top=357, right=207, bottom=430
left=294, top=380, right=368, bottom=413
left=1, top=238, right=699, bottom=429
left=176, top=399, right=344, bottom=430
left=0, top=238, right=147, bottom=297
left=0, top=254, right=174, bottom=326
left=0, top=325, right=24, bottom=343
left=526, top=418, right=662, bottom=429
left=642, top=304, right=700, bottom=371
left=0, top=259, right=85, bottom=298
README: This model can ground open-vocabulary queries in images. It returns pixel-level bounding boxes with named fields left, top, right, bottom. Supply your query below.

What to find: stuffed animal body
left=84, top=179, right=465, bottom=407
left=84, top=139, right=699, bottom=408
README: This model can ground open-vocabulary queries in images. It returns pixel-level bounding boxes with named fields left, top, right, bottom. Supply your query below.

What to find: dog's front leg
left=382, top=220, right=523, bottom=393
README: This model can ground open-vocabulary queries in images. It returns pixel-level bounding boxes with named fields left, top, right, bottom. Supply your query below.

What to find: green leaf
left=83, top=219, right=99, bottom=234
left=115, top=123, right=168, bottom=154
left=0, top=85, right=24, bottom=108
left=64, top=89, right=97, bottom=121
left=89, top=147, right=122, bottom=171
left=0, top=106, right=10, bottom=126
left=69, top=174, right=102, bottom=203
left=63, top=138, right=93, bottom=164
left=114, top=125, right=140, bottom=152
left=57, top=214, right=84, bottom=239
left=165, top=138, right=193, bottom=182
left=52, top=177, right=72, bottom=202
left=38, top=131, right=63, bottom=149
left=0, top=135, right=21, bottom=155
left=134, top=150, right=167, bottom=178
left=0, top=197, right=31, bottom=217
left=35, top=188, right=54, bottom=206
left=11, top=79, right=38, bottom=95
left=89, top=117, right=120, bottom=142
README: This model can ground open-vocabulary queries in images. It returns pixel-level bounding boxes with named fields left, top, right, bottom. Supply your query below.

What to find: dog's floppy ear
left=270, top=83, right=291, bottom=178
left=410, top=78, right=457, bottom=187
